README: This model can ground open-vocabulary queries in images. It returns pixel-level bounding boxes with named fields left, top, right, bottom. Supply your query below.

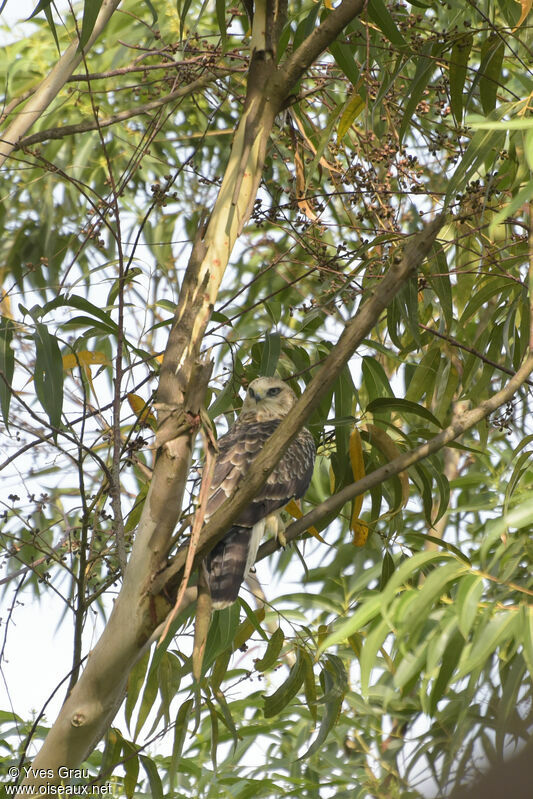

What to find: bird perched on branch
left=205, top=376, right=316, bottom=609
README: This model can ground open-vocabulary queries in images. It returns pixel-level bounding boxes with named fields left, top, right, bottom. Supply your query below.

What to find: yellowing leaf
left=233, top=606, right=265, bottom=651
left=329, top=463, right=335, bottom=494
left=352, top=520, right=369, bottom=547
left=513, top=0, right=533, bottom=30
left=295, top=140, right=318, bottom=222
left=366, top=424, right=410, bottom=508
left=337, top=94, right=365, bottom=141
left=349, top=428, right=368, bottom=545
left=285, top=498, right=326, bottom=543
left=0, top=290, right=12, bottom=319
left=127, top=393, right=157, bottom=429
left=62, top=350, right=108, bottom=370
left=62, top=350, right=108, bottom=395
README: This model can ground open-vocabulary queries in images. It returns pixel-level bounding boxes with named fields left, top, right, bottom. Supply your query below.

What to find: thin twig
left=419, top=323, right=533, bottom=387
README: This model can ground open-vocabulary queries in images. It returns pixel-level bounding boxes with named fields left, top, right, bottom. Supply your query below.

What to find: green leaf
left=140, top=0, right=158, bottom=24
left=263, top=648, right=306, bottom=718
left=140, top=755, right=163, bottom=799
left=361, top=356, right=394, bottom=402
left=100, top=729, right=123, bottom=781
left=203, top=602, right=240, bottom=671
left=210, top=650, right=231, bottom=692
left=33, top=321, right=64, bottom=433
left=393, top=637, right=428, bottom=691
left=215, top=0, right=227, bottom=46
left=430, top=244, right=453, bottom=329
left=124, top=484, right=149, bottom=534
left=405, top=347, right=441, bottom=405
left=36, top=294, right=118, bottom=334
left=429, top=626, right=464, bottom=713
left=456, top=610, right=518, bottom=679
left=122, top=740, right=140, bottom=799
left=380, top=551, right=454, bottom=610
left=469, top=116, right=533, bottom=130
left=405, top=531, right=471, bottom=564
left=445, top=126, right=507, bottom=206
left=519, top=605, right=533, bottom=681
left=366, top=397, right=443, bottom=428
left=208, top=376, right=239, bottom=420
left=456, top=574, right=484, bottom=639
left=489, top=179, right=533, bottom=236
left=237, top=598, right=268, bottom=641
left=28, top=0, right=53, bottom=17
left=293, top=1, right=321, bottom=51
left=449, top=33, right=473, bottom=124
left=301, top=648, right=318, bottom=723
left=134, top=650, right=161, bottom=740
left=459, top=277, right=512, bottom=324
left=479, top=35, right=505, bottom=115
left=125, top=649, right=150, bottom=732
left=398, top=561, right=466, bottom=635
left=317, top=594, right=382, bottom=655
left=329, top=40, right=360, bottom=86
left=0, top=316, right=14, bottom=429
left=398, top=42, right=437, bottom=144
left=380, top=551, right=396, bottom=589
left=78, top=0, right=104, bottom=52
left=157, top=652, right=181, bottom=729
left=255, top=627, right=284, bottom=672
left=298, top=656, right=345, bottom=760
left=367, top=0, right=407, bottom=48
left=169, top=699, right=194, bottom=791
left=360, top=618, right=389, bottom=696
left=259, top=331, right=281, bottom=377
left=178, top=0, right=193, bottom=40
left=207, top=698, right=219, bottom=770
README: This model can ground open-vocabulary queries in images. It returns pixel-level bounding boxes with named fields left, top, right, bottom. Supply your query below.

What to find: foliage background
left=1, top=0, right=533, bottom=796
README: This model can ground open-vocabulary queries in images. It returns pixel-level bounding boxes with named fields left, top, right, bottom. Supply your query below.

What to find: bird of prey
left=205, top=376, right=316, bottom=609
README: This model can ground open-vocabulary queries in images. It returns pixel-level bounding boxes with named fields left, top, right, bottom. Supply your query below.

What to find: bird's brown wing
left=205, top=417, right=316, bottom=608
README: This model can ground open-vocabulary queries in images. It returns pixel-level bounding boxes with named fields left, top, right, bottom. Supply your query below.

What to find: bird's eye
left=267, top=387, right=282, bottom=397
left=248, top=387, right=256, bottom=399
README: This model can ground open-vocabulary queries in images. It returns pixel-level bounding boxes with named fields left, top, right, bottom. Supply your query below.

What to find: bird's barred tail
left=206, top=526, right=251, bottom=610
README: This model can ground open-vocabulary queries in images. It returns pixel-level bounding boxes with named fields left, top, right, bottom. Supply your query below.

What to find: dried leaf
left=127, top=392, right=157, bottom=429
left=285, top=498, right=326, bottom=543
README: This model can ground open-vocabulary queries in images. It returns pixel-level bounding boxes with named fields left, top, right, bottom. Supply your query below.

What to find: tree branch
left=151, top=215, right=445, bottom=596
left=15, top=73, right=225, bottom=149
left=276, top=0, right=365, bottom=90
left=0, top=0, right=122, bottom=168
left=256, top=348, right=533, bottom=560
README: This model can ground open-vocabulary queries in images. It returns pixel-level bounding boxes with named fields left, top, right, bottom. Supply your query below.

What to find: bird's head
left=241, top=376, right=296, bottom=420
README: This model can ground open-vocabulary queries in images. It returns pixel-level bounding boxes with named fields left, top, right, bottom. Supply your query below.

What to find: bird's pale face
left=241, top=377, right=296, bottom=420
